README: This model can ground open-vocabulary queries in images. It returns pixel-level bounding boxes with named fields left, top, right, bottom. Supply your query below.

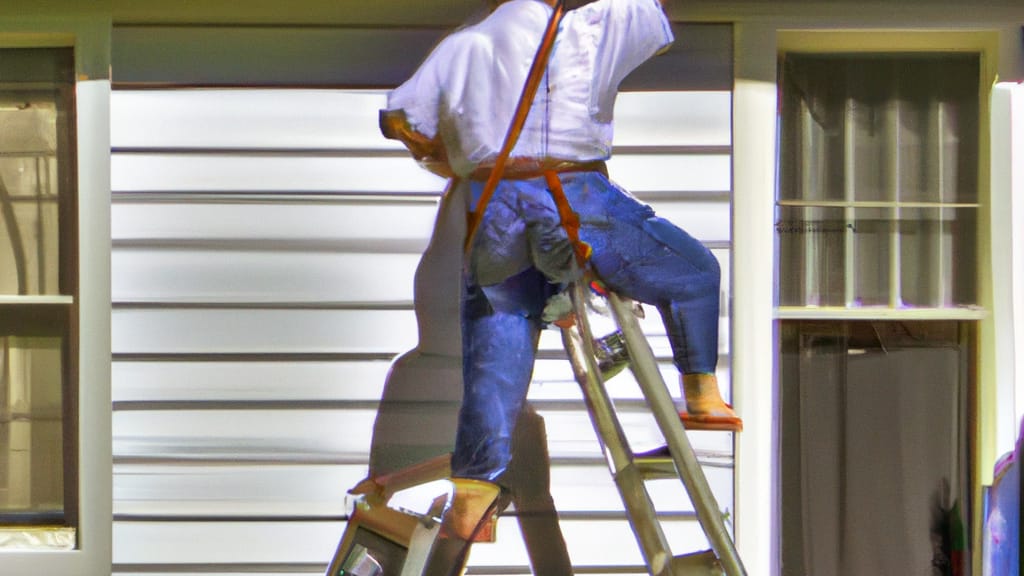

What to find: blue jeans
left=452, top=171, right=721, bottom=482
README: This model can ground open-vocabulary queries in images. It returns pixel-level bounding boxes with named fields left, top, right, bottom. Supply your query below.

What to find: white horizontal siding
left=112, top=462, right=733, bottom=520
left=111, top=201, right=440, bottom=244
left=111, top=152, right=728, bottom=195
left=111, top=153, right=449, bottom=194
left=110, top=82, right=733, bottom=575
left=112, top=309, right=420, bottom=354
left=110, top=90, right=398, bottom=151
left=112, top=251, right=421, bottom=304
left=612, top=91, right=732, bottom=147
left=112, top=407, right=734, bottom=467
left=474, top=517, right=720, bottom=566
left=111, top=361, right=394, bottom=402
left=113, top=463, right=368, bottom=517
left=111, top=518, right=720, bottom=568
left=113, top=520, right=343, bottom=565
left=110, top=89, right=732, bottom=150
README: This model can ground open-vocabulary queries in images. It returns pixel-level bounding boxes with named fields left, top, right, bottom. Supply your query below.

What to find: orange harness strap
left=543, top=170, right=591, bottom=268
left=464, top=0, right=566, bottom=255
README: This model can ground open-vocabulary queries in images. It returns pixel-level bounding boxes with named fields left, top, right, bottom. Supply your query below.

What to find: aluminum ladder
left=559, top=280, right=747, bottom=576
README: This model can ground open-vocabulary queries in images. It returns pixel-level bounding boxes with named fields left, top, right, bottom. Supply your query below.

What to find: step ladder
left=325, top=278, right=747, bottom=576
left=559, top=280, right=746, bottom=576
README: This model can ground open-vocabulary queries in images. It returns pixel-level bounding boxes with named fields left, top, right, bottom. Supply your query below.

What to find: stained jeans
left=451, top=171, right=720, bottom=482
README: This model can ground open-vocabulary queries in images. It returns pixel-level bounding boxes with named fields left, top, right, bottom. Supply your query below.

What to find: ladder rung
left=672, top=550, right=725, bottom=575
left=634, top=457, right=680, bottom=480
left=635, top=451, right=735, bottom=480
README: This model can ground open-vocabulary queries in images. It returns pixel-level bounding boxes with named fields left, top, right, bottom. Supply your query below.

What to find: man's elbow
left=379, top=109, right=433, bottom=155
left=379, top=109, right=454, bottom=178
left=379, top=109, right=406, bottom=141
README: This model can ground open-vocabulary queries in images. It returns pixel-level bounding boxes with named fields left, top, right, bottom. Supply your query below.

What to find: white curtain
left=781, top=321, right=970, bottom=576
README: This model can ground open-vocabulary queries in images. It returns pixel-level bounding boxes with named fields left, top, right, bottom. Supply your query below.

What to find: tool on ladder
left=559, top=277, right=747, bottom=576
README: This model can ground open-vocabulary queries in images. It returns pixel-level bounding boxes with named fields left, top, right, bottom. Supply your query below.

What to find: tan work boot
left=426, top=479, right=502, bottom=576
left=680, top=373, right=742, bottom=432
left=442, top=478, right=501, bottom=541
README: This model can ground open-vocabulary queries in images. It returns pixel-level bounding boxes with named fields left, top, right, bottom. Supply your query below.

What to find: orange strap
left=543, top=170, right=591, bottom=268
left=464, top=0, right=566, bottom=255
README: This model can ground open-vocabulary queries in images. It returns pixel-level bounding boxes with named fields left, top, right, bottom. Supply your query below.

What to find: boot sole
left=679, top=411, right=743, bottom=432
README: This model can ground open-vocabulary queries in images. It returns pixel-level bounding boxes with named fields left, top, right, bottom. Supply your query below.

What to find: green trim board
left=111, top=23, right=733, bottom=90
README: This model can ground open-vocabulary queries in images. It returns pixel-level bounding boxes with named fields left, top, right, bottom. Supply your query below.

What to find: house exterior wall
left=0, top=1, right=1021, bottom=575
left=104, top=21, right=738, bottom=576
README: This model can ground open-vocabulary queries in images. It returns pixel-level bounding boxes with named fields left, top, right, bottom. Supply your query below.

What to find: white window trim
left=0, top=34, right=112, bottom=576
left=731, top=22, right=778, bottom=576
left=736, top=27, right=1008, bottom=576
left=991, top=81, right=1024, bottom=456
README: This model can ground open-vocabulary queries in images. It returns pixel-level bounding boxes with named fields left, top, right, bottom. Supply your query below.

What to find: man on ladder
left=379, top=0, right=742, bottom=570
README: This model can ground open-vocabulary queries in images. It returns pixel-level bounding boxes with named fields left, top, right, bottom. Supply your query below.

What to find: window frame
left=773, top=29, right=1000, bottom=576
left=0, top=21, right=112, bottom=576
left=775, top=31, right=998, bottom=322
left=990, top=81, right=1024, bottom=456
left=776, top=51, right=983, bottom=313
left=0, top=47, right=79, bottom=532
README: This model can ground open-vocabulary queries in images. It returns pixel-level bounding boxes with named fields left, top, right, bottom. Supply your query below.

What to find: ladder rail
left=605, top=290, right=747, bottom=576
left=560, top=300, right=677, bottom=576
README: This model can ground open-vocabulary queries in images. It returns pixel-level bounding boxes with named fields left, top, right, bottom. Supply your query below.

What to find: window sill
left=0, top=527, right=75, bottom=551
left=775, top=305, right=988, bottom=320
left=0, top=295, right=74, bottom=305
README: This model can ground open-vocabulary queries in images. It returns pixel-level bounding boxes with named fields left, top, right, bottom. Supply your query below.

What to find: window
left=775, top=50, right=983, bottom=575
left=0, top=47, right=77, bottom=544
left=777, top=53, right=979, bottom=310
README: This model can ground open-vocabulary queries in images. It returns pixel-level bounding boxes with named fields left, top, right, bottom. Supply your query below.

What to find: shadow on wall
left=367, top=181, right=467, bottom=476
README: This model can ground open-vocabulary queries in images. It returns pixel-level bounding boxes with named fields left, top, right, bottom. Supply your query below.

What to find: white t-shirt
left=386, top=0, right=673, bottom=177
